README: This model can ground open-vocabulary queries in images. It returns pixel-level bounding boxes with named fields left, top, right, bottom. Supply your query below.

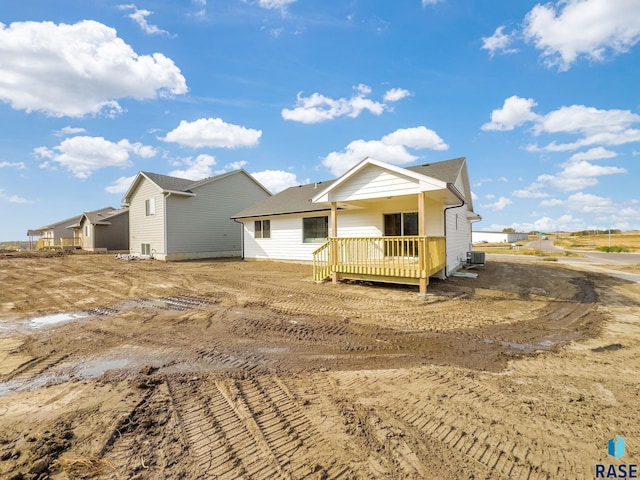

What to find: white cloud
left=222, top=160, right=248, bottom=171
left=254, top=0, right=297, bottom=11
left=481, top=26, right=519, bottom=57
left=523, top=0, right=640, bottom=71
left=568, top=147, right=617, bottom=161
left=105, top=175, right=137, bottom=194
left=251, top=170, right=306, bottom=193
left=422, top=0, right=442, bottom=6
left=0, top=161, right=26, bottom=170
left=503, top=214, right=585, bottom=233
left=322, top=126, right=448, bottom=176
left=512, top=183, right=550, bottom=198
left=162, top=118, right=262, bottom=148
left=0, top=20, right=187, bottom=117
left=534, top=105, right=640, bottom=135
left=119, top=4, right=170, bottom=36
left=480, top=196, right=512, bottom=211
left=188, top=0, right=207, bottom=18
left=565, top=192, right=615, bottom=214
left=528, top=129, right=640, bottom=152
left=481, top=96, right=539, bottom=131
left=383, top=88, right=412, bottom=102
left=0, top=189, right=29, bottom=204
left=485, top=97, right=640, bottom=152
left=54, top=126, right=87, bottom=137
left=34, top=136, right=158, bottom=179
left=169, top=154, right=217, bottom=180
left=537, top=160, right=627, bottom=191
left=539, top=198, right=564, bottom=207
left=282, top=84, right=402, bottom=124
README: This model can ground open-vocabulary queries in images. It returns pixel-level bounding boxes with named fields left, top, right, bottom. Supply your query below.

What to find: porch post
left=331, top=202, right=338, bottom=284
left=418, top=192, right=428, bottom=295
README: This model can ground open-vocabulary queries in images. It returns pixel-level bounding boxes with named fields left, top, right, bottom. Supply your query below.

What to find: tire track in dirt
left=321, top=368, right=590, bottom=479
left=0, top=352, right=71, bottom=383
left=165, top=374, right=353, bottom=479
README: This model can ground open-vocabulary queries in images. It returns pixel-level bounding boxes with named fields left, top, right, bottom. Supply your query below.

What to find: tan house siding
left=129, top=178, right=165, bottom=257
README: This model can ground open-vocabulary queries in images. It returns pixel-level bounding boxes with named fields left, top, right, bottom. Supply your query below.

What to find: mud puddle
left=0, top=347, right=175, bottom=396
left=0, top=312, right=91, bottom=335
left=0, top=295, right=215, bottom=335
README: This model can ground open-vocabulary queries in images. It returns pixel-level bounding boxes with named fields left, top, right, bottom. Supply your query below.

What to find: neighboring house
left=66, top=207, right=130, bottom=252
left=232, top=157, right=480, bottom=295
left=122, top=170, right=271, bottom=261
left=28, top=207, right=114, bottom=250
left=472, top=231, right=529, bottom=244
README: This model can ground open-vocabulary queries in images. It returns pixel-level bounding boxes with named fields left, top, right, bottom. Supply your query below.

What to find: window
left=383, top=212, right=418, bottom=236
left=145, top=198, right=155, bottom=216
left=85, top=225, right=90, bottom=237
left=254, top=220, right=271, bottom=239
left=303, top=216, right=328, bottom=243
left=141, top=243, right=151, bottom=255
left=383, top=212, right=419, bottom=256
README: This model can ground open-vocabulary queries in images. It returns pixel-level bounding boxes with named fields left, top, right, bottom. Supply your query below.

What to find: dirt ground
left=0, top=253, right=638, bottom=479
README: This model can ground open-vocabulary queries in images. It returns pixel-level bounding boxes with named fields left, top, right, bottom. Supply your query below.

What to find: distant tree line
left=570, top=229, right=621, bottom=236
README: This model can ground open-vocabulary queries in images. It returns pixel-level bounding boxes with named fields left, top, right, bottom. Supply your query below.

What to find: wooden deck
left=312, top=236, right=446, bottom=290
left=37, top=237, right=81, bottom=250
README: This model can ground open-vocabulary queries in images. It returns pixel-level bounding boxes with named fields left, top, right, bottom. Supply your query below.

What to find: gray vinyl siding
left=165, top=171, right=270, bottom=260
left=129, top=179, right=165, bottom=257
left=94, top=212, right=129, bottom=251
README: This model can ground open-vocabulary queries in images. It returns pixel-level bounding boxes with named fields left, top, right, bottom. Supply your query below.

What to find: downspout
left=164, top=192, right=172, bottom=260
left=232, top=218, right=245, bottom=259
left=470, top=217, right=482, bottom=251
left=443, top=183, right=466, bottom=276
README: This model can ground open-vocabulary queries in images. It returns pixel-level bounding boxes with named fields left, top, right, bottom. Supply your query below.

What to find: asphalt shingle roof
left=231, top=180, right=335, bottom=218
left=140, top=171, right=197, bottom=193
left=84, top=207, right=129, bottom=225
left=231, top=157, right=466, bottom=219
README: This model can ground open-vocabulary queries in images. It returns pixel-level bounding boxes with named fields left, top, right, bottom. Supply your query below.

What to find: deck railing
left=312, top=236, right=446, bottom=283
left=37, top=237, right=81, bottom=250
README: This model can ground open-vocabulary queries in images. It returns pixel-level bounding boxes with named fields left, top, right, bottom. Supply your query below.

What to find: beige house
left=232, top=157, right=480, bottom=294
left=67, top=207, right=129, bottom=252
left=28, top=207, right=115, bottom=250
left=122, top=170, right=271, bottom=261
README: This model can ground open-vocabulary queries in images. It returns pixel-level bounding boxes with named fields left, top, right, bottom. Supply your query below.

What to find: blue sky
left=1, top=0, right=640, bottom=240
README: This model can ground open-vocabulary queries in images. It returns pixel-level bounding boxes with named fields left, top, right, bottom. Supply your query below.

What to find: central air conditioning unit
left=466, top=251, right=485, bottom=266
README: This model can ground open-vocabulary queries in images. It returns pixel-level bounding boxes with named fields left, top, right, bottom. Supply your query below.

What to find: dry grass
left=51, top=456, right=114, bottom=479
left=554, top=232, right=640, bottom=252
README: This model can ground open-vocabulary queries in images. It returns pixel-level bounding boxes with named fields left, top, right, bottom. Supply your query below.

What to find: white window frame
left=254, top=220, right=271, bottom=239
left=145, top=198, right=155, bottom=216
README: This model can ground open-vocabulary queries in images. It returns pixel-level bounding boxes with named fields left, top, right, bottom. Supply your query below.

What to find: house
left=66, top=207, right=129, bottom=252
left=122, top=170, right=271, bottom=261
left=472, top=231, right=529, bottom=244
left=232, top=157, right=480, bottom=294
left=28, top=207, right=115, bottom=250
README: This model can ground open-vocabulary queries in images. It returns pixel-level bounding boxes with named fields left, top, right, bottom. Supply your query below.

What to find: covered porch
left=312, top=192, right=460, bottom=294
left=312, top=235, right=446, bottom=292
left=308, top=158, right=472, bottom=294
